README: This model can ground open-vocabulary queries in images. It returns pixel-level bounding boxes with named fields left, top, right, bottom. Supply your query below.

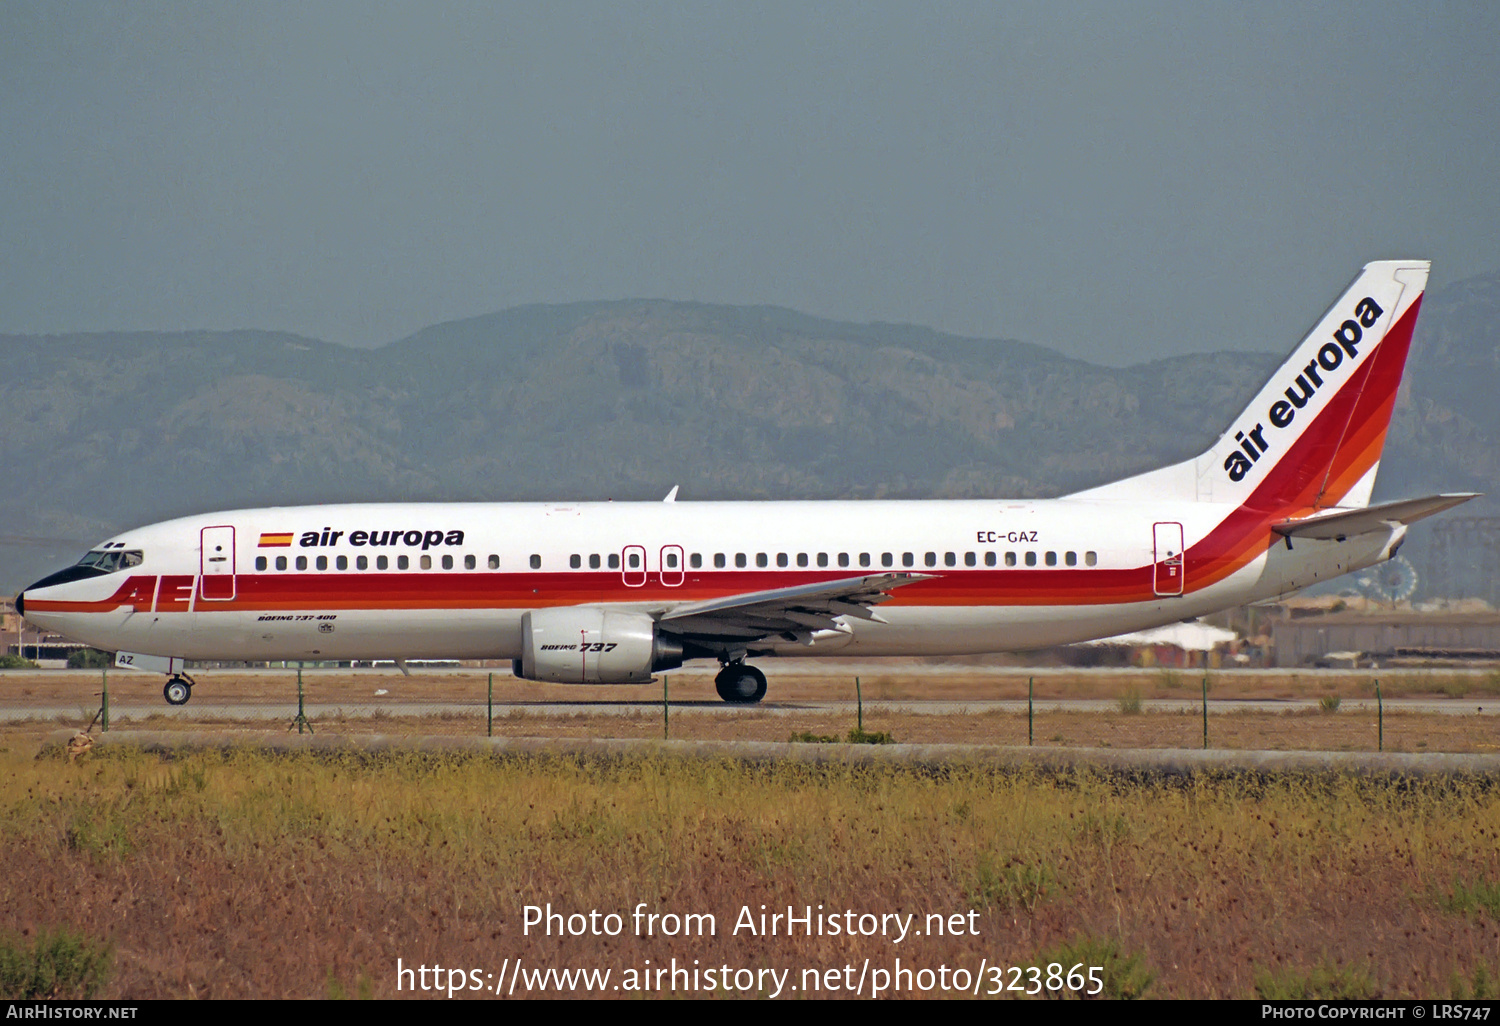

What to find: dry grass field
left=2, top=666, right=1499, bottom=999
left=2, top=740, right=1500, bottom=999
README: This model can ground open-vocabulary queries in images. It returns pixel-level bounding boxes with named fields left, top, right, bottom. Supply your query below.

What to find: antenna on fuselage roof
left=663, top=485, right=679, bottom=503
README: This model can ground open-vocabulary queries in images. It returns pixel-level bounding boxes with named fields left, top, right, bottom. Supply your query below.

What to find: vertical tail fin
left=1070, top=260, right=1429, bottom=511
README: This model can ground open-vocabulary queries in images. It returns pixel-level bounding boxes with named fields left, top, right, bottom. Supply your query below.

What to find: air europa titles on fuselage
left=295, top=528, right=466, bottom=550
left=1221, top=296, right=1385, bottom=483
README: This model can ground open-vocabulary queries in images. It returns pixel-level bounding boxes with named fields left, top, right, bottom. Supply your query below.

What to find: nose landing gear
left=163, top=673, right=196, bottom=706
left=714, top=662, right=767, bottom=704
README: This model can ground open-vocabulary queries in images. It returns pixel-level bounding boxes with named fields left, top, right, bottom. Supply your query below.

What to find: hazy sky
left=2, top=2, right=1497, bottom=364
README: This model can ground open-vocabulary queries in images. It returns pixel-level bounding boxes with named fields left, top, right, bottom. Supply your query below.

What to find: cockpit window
left=76, top=549, right=144, bottom=573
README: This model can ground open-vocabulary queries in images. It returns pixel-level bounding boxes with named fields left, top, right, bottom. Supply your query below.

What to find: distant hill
left=2, top=272, right=1497, bottom=594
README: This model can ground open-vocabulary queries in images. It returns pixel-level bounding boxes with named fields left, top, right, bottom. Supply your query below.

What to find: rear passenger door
left=1152, top=522, right=1184, bottom=597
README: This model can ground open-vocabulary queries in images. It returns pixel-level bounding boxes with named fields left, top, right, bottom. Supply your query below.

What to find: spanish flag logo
left=258, top=532, right=294, bottom=547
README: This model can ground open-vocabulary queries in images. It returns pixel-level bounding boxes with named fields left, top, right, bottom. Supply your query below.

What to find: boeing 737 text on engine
left=15, top=261, right=1476, bottom=705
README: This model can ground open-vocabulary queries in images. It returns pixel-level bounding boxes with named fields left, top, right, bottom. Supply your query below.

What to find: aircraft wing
left=1272, top=493, right=1480, bottom=540
left=658, top=572, right=933, bottom=644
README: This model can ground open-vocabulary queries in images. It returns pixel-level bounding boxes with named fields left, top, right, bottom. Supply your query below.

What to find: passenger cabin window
left=397, top=555, right=409, bottom=570
left=860, top=553, right=871, bottom=567
left=756, top=553, right=768, bottom=568
left=532, top=554, right=543, bottom=570
left=817, top=553, right=828, bottom=567
left=589, top=554, right=601, bottom=569
left=487, top=555, right=499, bottom=570
left=924, top=552, right=937, bottom=567
left=1085, top=551, right=1098, bottom=566
left=837, top=553, right=849, bottom=567
left=609, top=554, right=620, bottom=569
left=946, top=552, right=957, bottom=567
left=690, top=553, right=702, bottom=568
left=276, top=556, right=288, bottom=571
left=255, top=556, right=267, bottom=571
left=336, top=555, right=348, bottom=570
left=666, top=552, right=679, bottom=568
left=465, top=555, right=476, bottom=570
left=964, top=552, right=976, bottom=567
left=714, top=553, right=726, bottom=569
left=797, top=553, right=808, bottom=568
left=735, top=553, right=746, bottom=568
left=1025, top=552, right=1037, bottom=566
left=357, top=555, right=368, bottom=570
left=902, top=552, right=915, bottom=567
left=776, top=553, right=787, bottom=568
left=984, top=552, right=995, bottom=566
left=1004, top=552, right=1016, bottom=567
left=570, top=554, right=581, bottom=569
left=421, top=555, right=432, bottom=570
left=627, top=552, right=639, bottom=569
left=1065, top=551, right=1077, bottom=567
left=377, top=556, right=387, bottom=570
left=297, top=556, right=309, bottom=571
left=1045, top=551, right=1057, bottom=566
left=441, top=555, right=453, bottom=570
left=316, top=555, right=328, bottom=571
left=882, top=553, right=893, bottom=567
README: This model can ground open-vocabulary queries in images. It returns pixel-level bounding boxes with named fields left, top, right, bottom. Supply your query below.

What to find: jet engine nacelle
left=517, top=607, right=683, bottom=684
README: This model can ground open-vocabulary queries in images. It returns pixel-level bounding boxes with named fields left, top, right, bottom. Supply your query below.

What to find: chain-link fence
left=5, top=665, right=1500, bottom=755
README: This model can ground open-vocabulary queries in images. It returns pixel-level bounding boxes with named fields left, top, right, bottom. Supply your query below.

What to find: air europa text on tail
left=1222, top=296, right=1385, bottom=482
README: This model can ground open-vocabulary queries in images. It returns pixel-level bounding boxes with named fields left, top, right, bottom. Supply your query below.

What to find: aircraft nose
left=13, top=591, right=22, bottom=617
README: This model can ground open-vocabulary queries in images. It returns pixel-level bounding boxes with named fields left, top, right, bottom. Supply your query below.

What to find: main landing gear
left=163, top=673, right=197, bottom=706
left=714, top=662, right=767, bottom=704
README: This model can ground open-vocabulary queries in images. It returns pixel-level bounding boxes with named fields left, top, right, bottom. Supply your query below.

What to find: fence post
left=487, top=671, right=493, bottom=738
left=289, top=664, right=313, bottom=735
left=856, top=676, right=863, bottom=735
left=1376, top=678, right=1383, bottom=752
left=101, top=665, right=109, bottom=733
left=663, top=674, right=670, bottom=739
left=1028, top=676, right=1034, bottom=746
left=1202, top=675, right=1209, bottom=750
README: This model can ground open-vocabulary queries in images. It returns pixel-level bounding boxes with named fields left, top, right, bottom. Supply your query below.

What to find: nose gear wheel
left=163, top=674, right=195, bottom=706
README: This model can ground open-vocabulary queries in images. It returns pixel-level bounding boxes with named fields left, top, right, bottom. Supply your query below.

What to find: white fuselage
left=18, top=497, right=1400, bottom=665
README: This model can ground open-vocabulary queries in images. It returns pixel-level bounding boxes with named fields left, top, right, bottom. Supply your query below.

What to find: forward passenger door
left=200, top=526, right=236, bottom=600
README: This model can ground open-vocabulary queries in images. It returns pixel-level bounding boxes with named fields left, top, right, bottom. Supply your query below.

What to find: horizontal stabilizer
left=1272, top=493, right=1479, bottom=540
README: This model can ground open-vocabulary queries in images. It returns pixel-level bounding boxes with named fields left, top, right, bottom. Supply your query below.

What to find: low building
left=1271, top=612, right=1500, bottom=667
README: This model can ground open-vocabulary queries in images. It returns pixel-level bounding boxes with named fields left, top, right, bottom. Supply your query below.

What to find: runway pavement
left=4, top=696, right=1496, bottom=721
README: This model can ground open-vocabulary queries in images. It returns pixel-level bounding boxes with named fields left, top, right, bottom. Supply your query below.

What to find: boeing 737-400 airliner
left=14, top=260, right=1477, bottom=705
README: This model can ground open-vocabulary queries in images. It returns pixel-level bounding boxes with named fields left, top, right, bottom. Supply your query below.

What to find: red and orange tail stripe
left=1181, top=295, right=1423, bottom=594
